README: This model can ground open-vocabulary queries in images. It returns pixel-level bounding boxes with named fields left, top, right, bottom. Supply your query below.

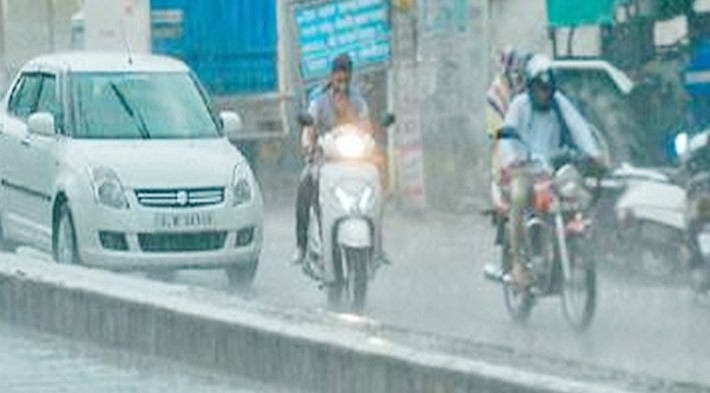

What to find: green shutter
left=546, top=0, right=618, bottom=27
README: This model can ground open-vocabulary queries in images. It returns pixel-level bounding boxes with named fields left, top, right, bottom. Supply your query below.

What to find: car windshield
left=69, top=72, right=220, bottom=139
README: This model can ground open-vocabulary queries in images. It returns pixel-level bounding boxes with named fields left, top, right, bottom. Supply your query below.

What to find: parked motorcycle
left=484, top=135, right=601, bottom=330
left=610, top=163, right=688, bottom=279
left=676, top=131, right=710, bottom=295
left=297, top=113, right=394, bottom=312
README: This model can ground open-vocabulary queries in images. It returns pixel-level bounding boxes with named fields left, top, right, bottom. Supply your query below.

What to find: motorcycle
left=676, top=131, right=710, bottom=296
left=485, top=134, right=600, bottom=330
left=610, top=163, right=688, bottom=279
left=297, top=113, right=394, bottom=312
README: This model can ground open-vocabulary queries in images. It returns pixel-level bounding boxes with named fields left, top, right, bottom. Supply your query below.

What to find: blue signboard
left=295, top=0, right=392, bottom=82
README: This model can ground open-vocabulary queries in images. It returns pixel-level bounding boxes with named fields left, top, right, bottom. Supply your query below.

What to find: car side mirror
left=381, top=113, right=396, bottom=128
left=297, top=113, right=315, bottom=127
left=28, top=112, right=56, bottom=137
left=220, top=111, right=243, bottom=140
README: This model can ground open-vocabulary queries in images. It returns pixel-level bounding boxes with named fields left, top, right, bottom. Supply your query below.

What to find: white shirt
left=499, top=92, right=600, bottom=167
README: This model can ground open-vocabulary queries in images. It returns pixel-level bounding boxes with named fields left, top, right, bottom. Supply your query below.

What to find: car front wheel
left=54, top=203, right=80, bottom=265
left=225, top=259, right=259, bottom=288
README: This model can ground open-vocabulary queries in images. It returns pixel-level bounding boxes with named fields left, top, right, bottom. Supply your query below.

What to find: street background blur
left=1, top=0, right=706, bottom=210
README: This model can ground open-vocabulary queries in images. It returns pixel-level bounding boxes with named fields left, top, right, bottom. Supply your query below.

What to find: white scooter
left=297, top=113, right=394, bottom=312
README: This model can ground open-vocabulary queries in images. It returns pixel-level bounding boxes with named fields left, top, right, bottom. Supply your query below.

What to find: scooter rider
left=500, top=54, right=604, bottom=288
left=292, top=53, right=370, bottom=266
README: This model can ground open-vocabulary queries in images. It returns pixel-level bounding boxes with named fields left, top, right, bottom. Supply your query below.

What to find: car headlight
left=336, top=133, right=367, bottom=159
left=89, top=167, right=128, bottom=209
left=232, top=163, right=253, bottom=207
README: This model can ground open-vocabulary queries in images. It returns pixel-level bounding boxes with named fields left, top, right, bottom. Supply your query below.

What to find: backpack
left=551, top=94, right=576, bottom=151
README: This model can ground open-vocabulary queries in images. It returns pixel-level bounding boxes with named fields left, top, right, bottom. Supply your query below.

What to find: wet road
left=170, top=194, right=710, bottom=387
left=0, top=322, right=297, bottom=392
left=10, top=181, right=710, bottom=388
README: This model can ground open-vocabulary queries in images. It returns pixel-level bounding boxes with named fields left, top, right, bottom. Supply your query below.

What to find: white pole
left=277, top=0, right=291, bottom=136
left=0, top=0, right=6, bottom=91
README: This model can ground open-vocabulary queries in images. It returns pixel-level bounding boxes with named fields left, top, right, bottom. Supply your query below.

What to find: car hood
left=69, top=138, right=244, bottom=189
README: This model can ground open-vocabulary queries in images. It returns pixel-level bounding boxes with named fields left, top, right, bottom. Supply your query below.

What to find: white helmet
left=525, top=54, right=555, bottom=89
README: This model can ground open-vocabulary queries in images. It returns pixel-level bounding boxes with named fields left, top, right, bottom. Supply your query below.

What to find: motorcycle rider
left=500, top=54, right=604, bottom=288
left=292, top=53, right=375, bottom=266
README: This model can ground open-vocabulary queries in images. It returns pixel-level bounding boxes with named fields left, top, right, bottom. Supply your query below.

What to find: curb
left=0, top=256, right=634, bottom=393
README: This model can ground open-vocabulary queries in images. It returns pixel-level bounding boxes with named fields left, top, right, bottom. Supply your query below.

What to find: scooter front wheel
left=346, top=247, right=369, bottom=313
left=327, top=247, right=369, bottom=313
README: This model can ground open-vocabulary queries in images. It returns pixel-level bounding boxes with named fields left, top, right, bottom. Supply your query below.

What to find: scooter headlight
left=336, top=133, right=367, bottom=159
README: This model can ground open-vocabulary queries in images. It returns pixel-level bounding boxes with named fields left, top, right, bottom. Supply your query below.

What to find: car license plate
left=698, top=232, right=710, bottom=256
left=154, top=212, right=215, bottom=230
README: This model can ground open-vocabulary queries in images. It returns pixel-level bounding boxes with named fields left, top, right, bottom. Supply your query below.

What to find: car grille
left=135, top=187, right=225, bottom=208
left=138, top=232, right=227, bottom=253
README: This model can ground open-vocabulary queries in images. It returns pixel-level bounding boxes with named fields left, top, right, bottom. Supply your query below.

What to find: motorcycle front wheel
left=502, top=237, right=533, bottom=323
left=561, top=239, right=597, bottom=331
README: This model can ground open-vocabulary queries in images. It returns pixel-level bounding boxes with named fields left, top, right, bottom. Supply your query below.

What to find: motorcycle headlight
left=336, top=133, right=367, bottom=159
left=554, top=164, right=584, bottom=199
left=232, top=163, right=253, bottom=207
left=557, top=178, right=582, bottom=199
left=89, top=167, right=129, bottom=209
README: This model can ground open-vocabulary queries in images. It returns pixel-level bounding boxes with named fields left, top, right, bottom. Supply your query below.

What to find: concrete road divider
left=0, top=255, right=670, bottom=393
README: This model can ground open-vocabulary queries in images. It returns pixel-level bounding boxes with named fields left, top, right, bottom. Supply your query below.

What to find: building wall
left=488, top=0, right=550, bottom=58
left=1, top=0, right=81, bottom=88
left=390, top=0, right=490, bottom=210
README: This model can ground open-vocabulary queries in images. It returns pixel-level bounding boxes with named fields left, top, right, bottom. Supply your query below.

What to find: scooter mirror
left=297, top=113, right=315, bottom=127
left=497, top=127, right=520, bottom=140
left=674, top=132, right=689, bottom=157
left=380, top=113, right=396, bottom=128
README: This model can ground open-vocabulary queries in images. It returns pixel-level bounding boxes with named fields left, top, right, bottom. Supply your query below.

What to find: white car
left=0, top=52, right=263, bottom=286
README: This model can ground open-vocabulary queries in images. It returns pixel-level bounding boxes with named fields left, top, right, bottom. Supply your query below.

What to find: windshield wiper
left=109, top=83, right=151, bottom=139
